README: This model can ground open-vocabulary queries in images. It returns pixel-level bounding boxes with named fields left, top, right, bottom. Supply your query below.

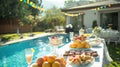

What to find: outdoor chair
left=113, top=32, right=120, bottom=45
left=55, top=26, right=59, bottom=32
left=59, top=26, right=65, bottom=32
left=100, top=29, right=119, bottom=45
left=55, top=26, right=65, bottom=33
left=45, top=29, right=53, bottom=32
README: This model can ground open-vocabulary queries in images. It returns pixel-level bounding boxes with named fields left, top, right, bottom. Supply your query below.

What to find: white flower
left=93, top=26, right=102, bottom=36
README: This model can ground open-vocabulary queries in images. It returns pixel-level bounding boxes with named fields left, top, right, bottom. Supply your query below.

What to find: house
left=62, top=0, right=120, bottom=32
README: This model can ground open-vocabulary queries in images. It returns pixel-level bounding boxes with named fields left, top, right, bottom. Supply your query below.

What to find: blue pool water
left=0, top=34, right=70, bottom=67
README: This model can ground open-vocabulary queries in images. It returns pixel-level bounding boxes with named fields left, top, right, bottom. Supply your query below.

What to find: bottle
left=79, top=28, right=84, bottom=36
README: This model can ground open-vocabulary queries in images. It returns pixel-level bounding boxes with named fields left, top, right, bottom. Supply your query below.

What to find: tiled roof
left=62, top=1, right=120, bottom=12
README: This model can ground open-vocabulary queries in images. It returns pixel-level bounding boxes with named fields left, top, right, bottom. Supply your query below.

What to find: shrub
left=104, top=61, right=120, bottom=67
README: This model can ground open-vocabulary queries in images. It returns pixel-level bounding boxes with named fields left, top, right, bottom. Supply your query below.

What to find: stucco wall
left=84, top=10, right=98, bottom=28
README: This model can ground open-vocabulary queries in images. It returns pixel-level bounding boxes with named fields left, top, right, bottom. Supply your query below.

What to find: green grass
left=104, top=61, right=120, bottom=67
left=0, top=32, right=44, bottom=42
left=106, top=43, right=120, bottom=66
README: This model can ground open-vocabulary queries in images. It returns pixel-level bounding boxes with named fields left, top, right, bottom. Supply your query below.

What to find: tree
left=28, top=0, right=43, bottom=16
left=21, top=15, right=42, bottom=33
left=19, top=0, right=43, bottom=33
left=0, top=0, right=43, bottom=19
left=43, top=6, right=65, bottom=29
left=0, top=0, right=43, bottom=33
left=0, top=0, right=43, bottom=22
left=0, top=0, right=31, bottom=19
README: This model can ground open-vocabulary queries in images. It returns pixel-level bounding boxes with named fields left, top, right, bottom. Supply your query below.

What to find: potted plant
left=92, top=20, right=98, bottom=29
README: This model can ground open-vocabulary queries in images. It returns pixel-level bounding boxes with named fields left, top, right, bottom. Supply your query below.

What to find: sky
left=42, top=0, right=96, bottom=10
left=42, top=0, right=66, bottom=10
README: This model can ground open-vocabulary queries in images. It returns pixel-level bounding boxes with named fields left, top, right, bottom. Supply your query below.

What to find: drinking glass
left=25, top=48, right=33, bottom=67
left=70, top=32, right=74, bottom=41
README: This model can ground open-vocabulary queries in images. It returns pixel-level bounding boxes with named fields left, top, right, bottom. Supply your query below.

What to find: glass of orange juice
left=25, top=48, right=33, bottom=67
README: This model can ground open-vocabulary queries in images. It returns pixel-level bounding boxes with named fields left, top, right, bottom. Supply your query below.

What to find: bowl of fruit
left=31, top=55, right=66, bottom=67
left=67, top=55, right=94, bottom=67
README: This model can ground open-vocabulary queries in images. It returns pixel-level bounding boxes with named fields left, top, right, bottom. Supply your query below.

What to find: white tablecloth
left=58, top=38, right=112, bottom=67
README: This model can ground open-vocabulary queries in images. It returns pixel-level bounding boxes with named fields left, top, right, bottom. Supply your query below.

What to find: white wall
left=66, top=16, right=70, bottom=25
left=84, top=10, right=98, bottom=28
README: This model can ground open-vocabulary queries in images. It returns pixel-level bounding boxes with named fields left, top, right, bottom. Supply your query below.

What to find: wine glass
left=25, top=48, right=33, bottom=67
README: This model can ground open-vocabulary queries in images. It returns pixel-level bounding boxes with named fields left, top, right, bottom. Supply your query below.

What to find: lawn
left=105, top=43, right=120, bottom=67
left=0, top=32, right=45, bottom=42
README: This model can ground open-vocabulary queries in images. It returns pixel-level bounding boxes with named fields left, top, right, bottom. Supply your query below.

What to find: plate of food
left=67, top=55, right=94, bottom=67
left=63, top=50, right=99, bottom=64
left=88, top=39, right=101, bottom=47
left=69, top=40, right=91, bottom=50
left=63, top=50, right=98, bottom=56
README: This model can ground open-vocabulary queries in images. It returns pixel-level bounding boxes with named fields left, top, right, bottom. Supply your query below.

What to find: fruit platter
left=31, top=55, right=66, bottom=67
left=67, top=55, right=94, bottom=67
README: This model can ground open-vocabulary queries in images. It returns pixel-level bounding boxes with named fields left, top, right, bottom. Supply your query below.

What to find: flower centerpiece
left=93, top=26, right=102, bottom=37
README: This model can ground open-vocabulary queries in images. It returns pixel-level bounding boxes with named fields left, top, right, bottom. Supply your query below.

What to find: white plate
left=67, top=56, right=94, bottom=67
left=88, top=39, right=101, bottom=46
left=70, top=48, right=91, bottom=51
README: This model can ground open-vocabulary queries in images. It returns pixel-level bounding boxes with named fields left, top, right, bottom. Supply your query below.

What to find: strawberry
left=51, top=36, right=55, bottom=39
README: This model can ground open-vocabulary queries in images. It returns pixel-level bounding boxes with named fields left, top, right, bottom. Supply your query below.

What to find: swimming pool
left=0, top=34, right=70, bottom=67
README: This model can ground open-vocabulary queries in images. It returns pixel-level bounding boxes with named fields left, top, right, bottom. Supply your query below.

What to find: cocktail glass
left=25, top=48, right=33, bottom=67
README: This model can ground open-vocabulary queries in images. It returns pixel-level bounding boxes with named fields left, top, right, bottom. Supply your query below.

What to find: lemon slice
left=31, top=48, right=35, bottom=53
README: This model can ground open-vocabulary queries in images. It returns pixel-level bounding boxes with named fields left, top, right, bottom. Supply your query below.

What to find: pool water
left=0, top=34, right=70, bottom=67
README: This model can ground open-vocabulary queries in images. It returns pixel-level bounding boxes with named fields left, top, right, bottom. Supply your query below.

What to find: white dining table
left=57, top=38, right=113, bottom=67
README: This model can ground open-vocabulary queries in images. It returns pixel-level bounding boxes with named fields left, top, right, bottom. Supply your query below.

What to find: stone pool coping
left=0, top=33, right=66, bottom=46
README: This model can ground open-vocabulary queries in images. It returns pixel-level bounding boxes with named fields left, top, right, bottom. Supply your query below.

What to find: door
left=100, top=12, right=118, bottom=30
